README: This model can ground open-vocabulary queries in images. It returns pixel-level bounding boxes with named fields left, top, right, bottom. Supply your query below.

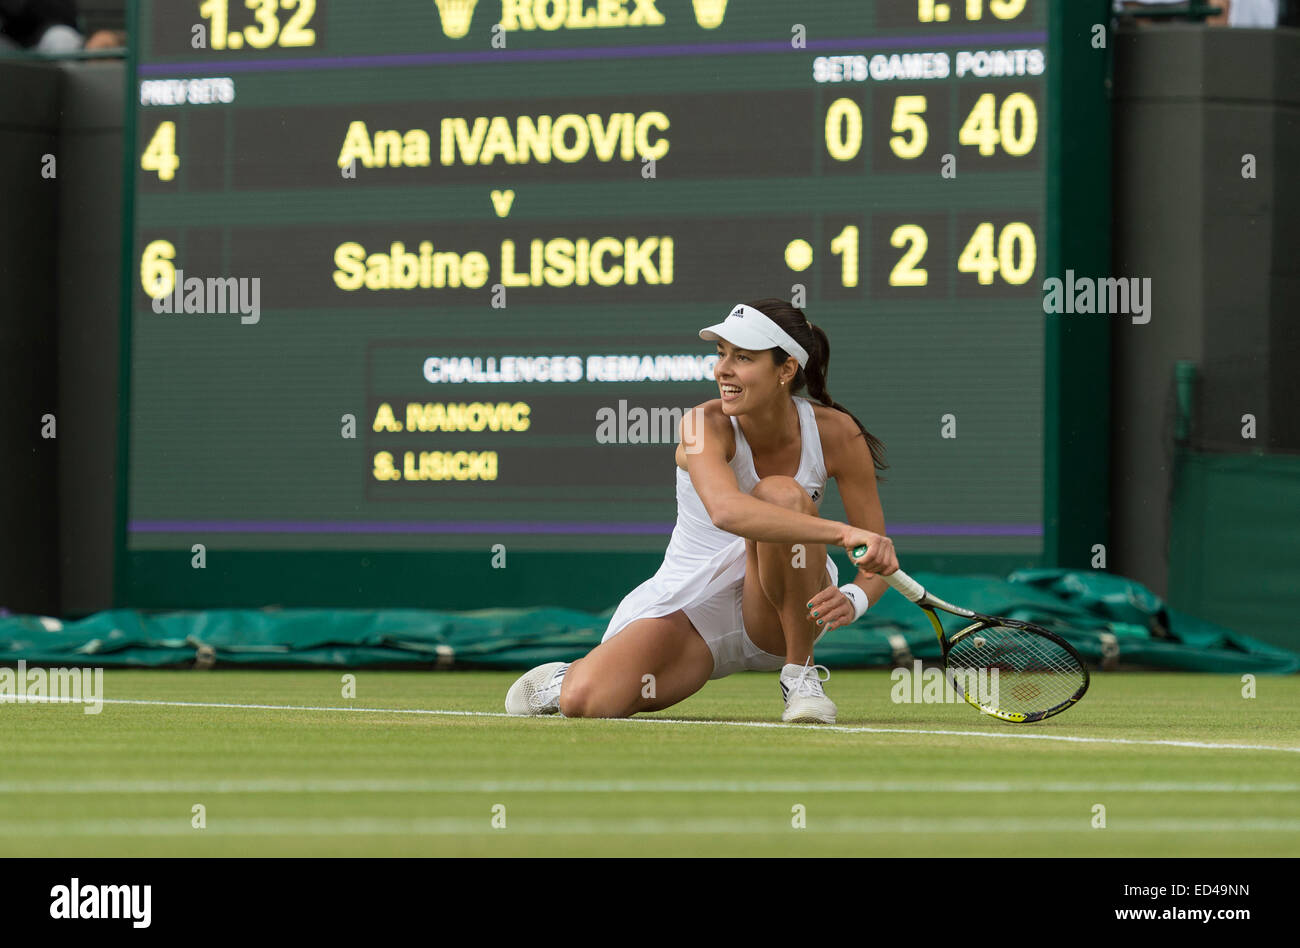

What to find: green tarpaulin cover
left=1, top=570, right=1295, bottom=673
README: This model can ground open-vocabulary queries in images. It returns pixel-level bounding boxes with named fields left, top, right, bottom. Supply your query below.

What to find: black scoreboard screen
left=119, top=0, right=1110, bottom=608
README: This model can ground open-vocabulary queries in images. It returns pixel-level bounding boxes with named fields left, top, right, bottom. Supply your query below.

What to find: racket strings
left=947, top=625, right=1085, bottom=713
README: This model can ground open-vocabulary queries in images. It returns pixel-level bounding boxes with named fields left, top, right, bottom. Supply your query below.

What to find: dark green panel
left=1169, top=451, right=1300, bottom=652
left=56, top=61, right=127, bottom=615
left=120, top=548, right=1048, bottom=612
left=117, top=0, right=1109, bottom=609
left=1043, top=0, right=1111, bottom=568
left=0, top=62, right=62, bottom=615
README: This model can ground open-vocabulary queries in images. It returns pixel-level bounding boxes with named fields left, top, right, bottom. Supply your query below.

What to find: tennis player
left=506, top=299, right=897, bottom=723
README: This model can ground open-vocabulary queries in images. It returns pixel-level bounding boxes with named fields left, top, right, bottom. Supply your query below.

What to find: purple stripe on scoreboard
left=137, top=32, right=1049, bottom=76
left=130, top=520, right=1043, bottom=537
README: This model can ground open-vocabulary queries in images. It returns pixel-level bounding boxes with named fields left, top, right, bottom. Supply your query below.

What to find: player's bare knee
left=558, top=670, right=593, bottom=717
left=558, top=674, right=628, bottom=719
left=559, top=690, right=596, bottom=718
left=751, top=476, right=815, bottom=515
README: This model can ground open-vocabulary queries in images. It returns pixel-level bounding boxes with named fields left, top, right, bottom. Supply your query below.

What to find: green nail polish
left=812, top=611, right=818, bottom=617
left=816, top=619, right=823, bottom=625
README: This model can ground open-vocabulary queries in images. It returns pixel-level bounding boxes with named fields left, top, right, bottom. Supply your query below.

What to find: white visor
left=698, top=304, right=809, bottom=368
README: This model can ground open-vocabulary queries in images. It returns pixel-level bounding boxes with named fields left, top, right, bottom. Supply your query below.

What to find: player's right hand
left=843, top=528, right=898, bottom=576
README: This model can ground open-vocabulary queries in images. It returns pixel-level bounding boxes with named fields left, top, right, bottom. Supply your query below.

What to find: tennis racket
left=852, top=546, right=1090, bottom=723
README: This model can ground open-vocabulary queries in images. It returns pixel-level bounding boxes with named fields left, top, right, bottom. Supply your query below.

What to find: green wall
left=1169, top=451, right=1300, bottom=651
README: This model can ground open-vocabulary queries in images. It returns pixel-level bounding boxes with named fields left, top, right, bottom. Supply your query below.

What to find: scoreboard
left=117, top=0, right=1110, bottom=609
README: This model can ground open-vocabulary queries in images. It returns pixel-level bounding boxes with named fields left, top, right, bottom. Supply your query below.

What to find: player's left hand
left=805, top=584, right=854, bottom=633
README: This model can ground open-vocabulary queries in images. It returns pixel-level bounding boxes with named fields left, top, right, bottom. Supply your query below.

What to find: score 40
left=821, top=221, right=1035, bottom=289
left=826, top=92, right=1038, bottom=161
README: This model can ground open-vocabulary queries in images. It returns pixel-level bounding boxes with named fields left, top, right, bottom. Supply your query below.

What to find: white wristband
left=838, top=583, right=870, bottom=621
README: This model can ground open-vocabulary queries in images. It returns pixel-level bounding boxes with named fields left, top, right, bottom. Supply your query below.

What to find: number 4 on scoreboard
left=142, top=121, right=179, bottom=182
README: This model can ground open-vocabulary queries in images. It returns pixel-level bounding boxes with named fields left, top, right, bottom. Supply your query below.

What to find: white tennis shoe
left=779, top=660, right=837, bottom=724
left=504, top=661, right=569, bottom=716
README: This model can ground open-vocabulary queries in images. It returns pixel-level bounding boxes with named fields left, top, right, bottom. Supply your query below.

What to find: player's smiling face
left=714, top=340, right=782, bottom=412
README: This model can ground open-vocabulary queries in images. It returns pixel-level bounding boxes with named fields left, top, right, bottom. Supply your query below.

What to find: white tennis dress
left=602, top=395, right=839, bottom=679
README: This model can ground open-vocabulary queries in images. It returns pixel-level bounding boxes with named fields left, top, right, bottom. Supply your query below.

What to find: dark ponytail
left=746, top=297, right=888, bottom=474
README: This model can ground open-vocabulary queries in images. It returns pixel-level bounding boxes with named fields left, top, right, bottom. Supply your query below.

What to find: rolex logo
left=692, top=0, right=728, bottom=29
left=434, top=0, right=478, bottom=39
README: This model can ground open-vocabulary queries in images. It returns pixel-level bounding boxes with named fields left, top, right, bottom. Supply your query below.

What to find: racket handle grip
left=850, top=545, right=926, bottom=603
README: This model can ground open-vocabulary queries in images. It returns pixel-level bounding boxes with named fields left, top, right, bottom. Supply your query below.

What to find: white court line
left=0, top=779, right=1297, bottom=794
left=1, top=817, right=1299, bottom=837
left=6, top=694, right=1300, bottom=754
